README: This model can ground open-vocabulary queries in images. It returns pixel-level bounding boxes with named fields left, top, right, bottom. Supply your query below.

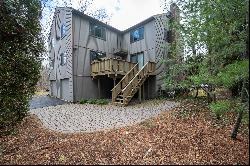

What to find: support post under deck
left=98, top=79, right=100, bottom=98
left=139, top=86, right=142, bottom=103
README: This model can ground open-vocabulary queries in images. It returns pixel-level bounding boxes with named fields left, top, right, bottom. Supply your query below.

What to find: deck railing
left=91, top=58, right=136, bottom=77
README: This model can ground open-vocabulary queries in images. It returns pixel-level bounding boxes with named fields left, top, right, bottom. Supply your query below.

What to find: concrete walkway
left=29, top=100, right=179, bottom=133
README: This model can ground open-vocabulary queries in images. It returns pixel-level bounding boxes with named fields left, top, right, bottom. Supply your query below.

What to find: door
left=130, top=52, right=144, bottom=69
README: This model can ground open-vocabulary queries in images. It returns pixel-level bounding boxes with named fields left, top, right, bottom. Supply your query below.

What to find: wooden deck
left=91, top=58, right=137, bottom=78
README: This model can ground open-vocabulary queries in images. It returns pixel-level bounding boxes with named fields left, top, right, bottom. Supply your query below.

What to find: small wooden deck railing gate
left=111, top=61, right=156, bottom=106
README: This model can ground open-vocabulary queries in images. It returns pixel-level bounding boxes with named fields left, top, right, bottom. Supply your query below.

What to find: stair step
left=113, top=102, right=124, bottom=106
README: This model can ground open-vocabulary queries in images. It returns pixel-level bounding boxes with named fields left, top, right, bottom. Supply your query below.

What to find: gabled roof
left=71, top=8, right=122, bottom=34
left=58, top=7, right=171, bottom=34
left=122, top=12, right=171, bottom=33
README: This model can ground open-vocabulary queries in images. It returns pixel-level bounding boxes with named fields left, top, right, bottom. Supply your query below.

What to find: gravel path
left=29, top=100, right=179, bottom=133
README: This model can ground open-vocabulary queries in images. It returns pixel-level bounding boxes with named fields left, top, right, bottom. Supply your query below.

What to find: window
left=60, top=53, right=67, bottom=65
left=89, top=23, right=106, bottom=40
left=130, top=27, right=144, bottom=43
left=61, top=23, right=66, bottom=39
left=90, top=50, right=106, bottom=62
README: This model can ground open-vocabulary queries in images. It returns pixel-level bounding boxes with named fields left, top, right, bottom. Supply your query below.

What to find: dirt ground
left=0, top=98, right=249, bottom=165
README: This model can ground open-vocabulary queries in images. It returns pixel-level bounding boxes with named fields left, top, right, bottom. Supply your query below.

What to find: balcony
left=91, top=57, right=137, bottom=78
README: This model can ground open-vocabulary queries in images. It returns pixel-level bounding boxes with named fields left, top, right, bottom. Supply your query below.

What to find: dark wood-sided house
left=48, top=3, right=180, bottom=106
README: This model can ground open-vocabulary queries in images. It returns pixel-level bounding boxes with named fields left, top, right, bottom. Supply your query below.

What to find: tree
left=0, top=0, right=44, bottom=131
left=164, top=0, right=249, bottom=138
left=36, top=64, right=49, bottom=91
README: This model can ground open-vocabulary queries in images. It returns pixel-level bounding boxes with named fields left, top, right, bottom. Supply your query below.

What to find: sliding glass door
left=130, top=52, right=144, bottom=69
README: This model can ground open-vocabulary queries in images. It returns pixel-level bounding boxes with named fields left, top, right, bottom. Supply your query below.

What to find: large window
left=130, top=27, right=144, bottom=43
left=60, top=53, right=67, bottom=65
left=90, top=50, right=106, bottom=62
left=89, top=23, right=106, bottom=40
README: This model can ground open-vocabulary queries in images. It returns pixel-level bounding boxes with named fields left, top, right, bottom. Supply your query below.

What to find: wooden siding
left=154, top=14, right=169, bottom=92
left=48, top=8, right=73, bottom=101
left=72, top=14, right=123, bottom=101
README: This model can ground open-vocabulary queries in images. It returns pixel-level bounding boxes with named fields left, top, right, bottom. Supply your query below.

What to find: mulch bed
left=0, top=99, right=249, bottom=165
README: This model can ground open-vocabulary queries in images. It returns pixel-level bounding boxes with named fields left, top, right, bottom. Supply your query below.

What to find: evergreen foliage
left=0, top=0, right=44, bottom=129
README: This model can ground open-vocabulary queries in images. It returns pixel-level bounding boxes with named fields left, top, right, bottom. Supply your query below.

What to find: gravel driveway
left=29, top=100, right=179, bottom=133
left=29, top=95, right=67, bottom=109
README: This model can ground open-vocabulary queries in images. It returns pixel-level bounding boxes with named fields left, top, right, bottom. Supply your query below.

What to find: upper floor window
left=90, top=50, right=106, bottom=62
left=61, top=23, right=66, bottom=39
left=89, top=23, right=106, bottom=40
left=60, top=53, right=67, bottom=65
left=130, top=27, right=144, bottom=43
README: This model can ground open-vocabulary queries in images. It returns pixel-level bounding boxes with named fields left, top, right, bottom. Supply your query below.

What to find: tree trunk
left=231, top=79, right=247, bottom=139
left=231, top=109, right=244, bottom=139
left=195, top=87, right=199, bottom=98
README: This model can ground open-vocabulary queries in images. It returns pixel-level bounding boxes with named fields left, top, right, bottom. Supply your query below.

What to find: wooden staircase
left=111, top=61, right=156, bottom=106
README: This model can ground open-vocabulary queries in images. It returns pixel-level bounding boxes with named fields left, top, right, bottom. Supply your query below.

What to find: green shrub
left=242, top=111, right=249, bottom=125
left=0, top=0, right=44, bottom=130
left=209, top=100, right=231, bottom=119
left=79, top=99, right=88, bottom=104
left=81, top=98, right=109, bottom=105
left=96, top=99, right=109, bottom=105
left=87, top=98, right=97, bottom=104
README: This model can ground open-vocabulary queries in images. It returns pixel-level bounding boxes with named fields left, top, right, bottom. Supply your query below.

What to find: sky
left=71, top=0, right=170, bottom=31
left=42, top=0, right=171, bottom=33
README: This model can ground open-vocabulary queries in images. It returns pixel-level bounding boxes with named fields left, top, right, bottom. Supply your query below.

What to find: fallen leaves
left=0, top=99, right=249, bottom=165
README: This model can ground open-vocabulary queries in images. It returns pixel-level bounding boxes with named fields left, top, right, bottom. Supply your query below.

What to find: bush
left=87, top=98, right=97, bottom=104
left=96, top=99, right=109, bottom=105
left=0, top=0, right=44, bottom=129
left=209, top=100, right=231, bottom=119
left=79, top=98, right=109, bottom=105
left=79, top=99, right=88, bottom=104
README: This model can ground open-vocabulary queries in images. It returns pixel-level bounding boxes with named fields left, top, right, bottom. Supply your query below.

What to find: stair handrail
left=111, top=63, right=139, bottom=102
left=121, top=61, right=155, bottom=105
